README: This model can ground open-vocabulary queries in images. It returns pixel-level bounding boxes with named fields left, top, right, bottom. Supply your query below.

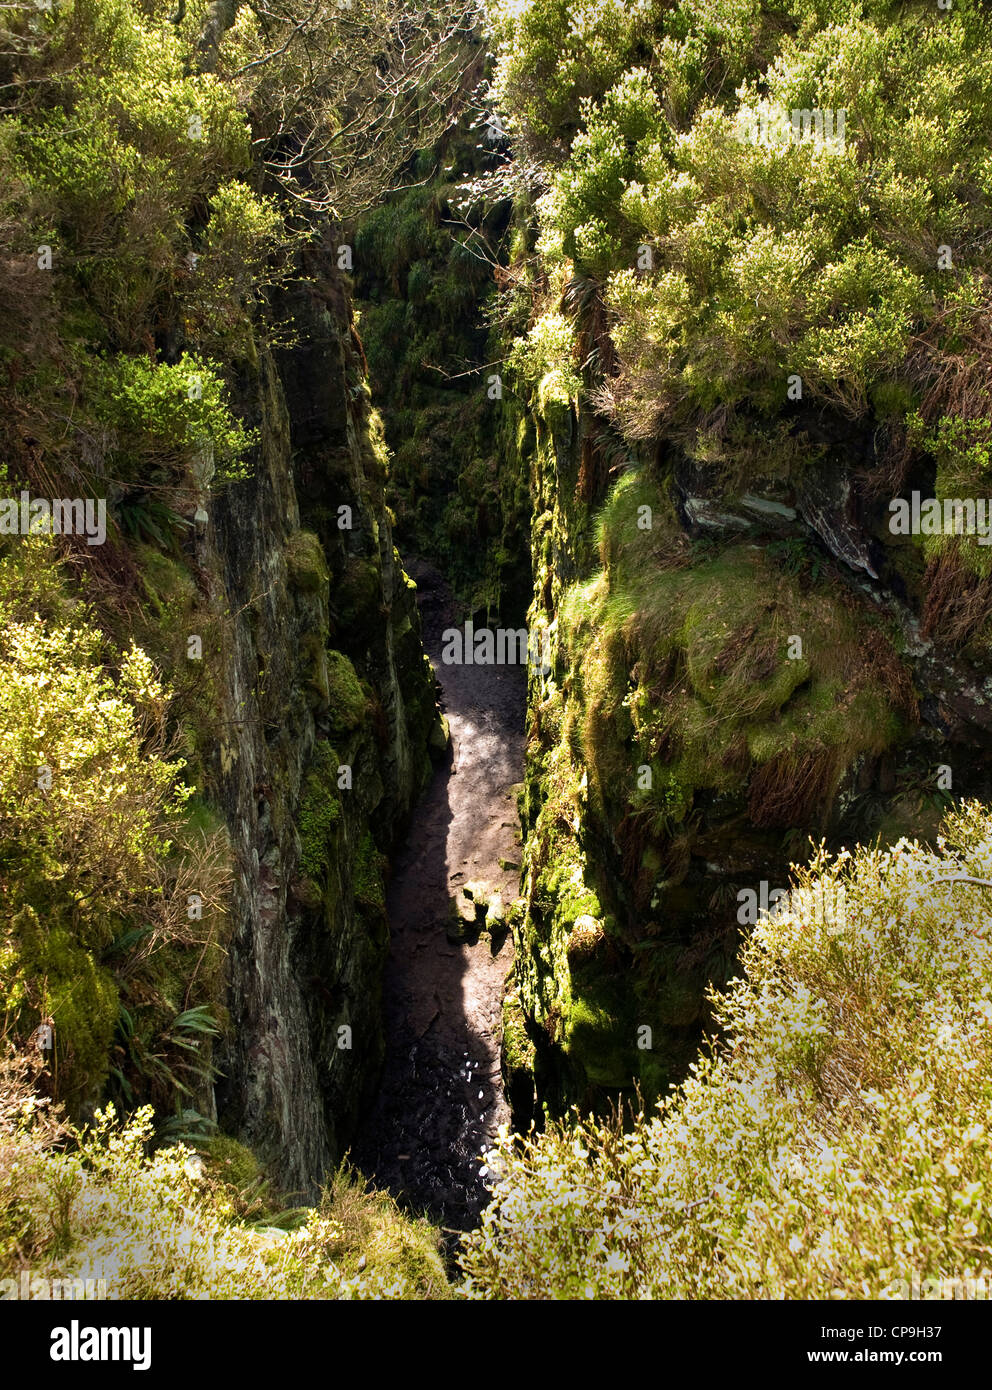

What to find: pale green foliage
left=188, top=181, right=291, bottom=353
left=15, top=0, right=252, bottom=344
left=0, top=542, right=183, bottom=869
left=204, top=181, right=284, bottom=266
left=488, top=0, right=653, bottom=160
left=0, top=541, right=186, bottom=906
left=490, top=0, right=992, bottom=434
left=90, top=352, right=256, bottom=481
left=461, top=802, right=992, bottom=1298
left=507, top=309, right=582, bottom=405
left=0, top=539, right=225, bottom=1103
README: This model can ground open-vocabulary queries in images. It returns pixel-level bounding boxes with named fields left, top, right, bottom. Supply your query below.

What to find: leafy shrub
left=490, top=0, right=992, bottom=440
left=90, top=352, right=256, bottom=483
left=0, top=539, right=229, bottom=1107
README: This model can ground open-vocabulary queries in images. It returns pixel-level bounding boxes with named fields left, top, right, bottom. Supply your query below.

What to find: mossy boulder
left=200, top=1134, right=267, bottom=1215
left=285, top=530, right=329, bottom=594
left=326, top=650, right=367, bottom=734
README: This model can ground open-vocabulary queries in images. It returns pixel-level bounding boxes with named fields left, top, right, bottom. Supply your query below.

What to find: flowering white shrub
left=461, top=803, right=992, bottom=1299
left=0, top=1088, right=450, bottom=1301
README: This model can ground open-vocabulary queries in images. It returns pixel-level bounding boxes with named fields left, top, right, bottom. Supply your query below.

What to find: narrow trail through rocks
left=352, top=560, right=526, bottom=1234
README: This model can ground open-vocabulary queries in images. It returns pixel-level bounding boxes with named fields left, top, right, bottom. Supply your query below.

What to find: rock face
left=199, top=233, right=442, bottom=1196
left=505, top=388, right=992, bottom=1120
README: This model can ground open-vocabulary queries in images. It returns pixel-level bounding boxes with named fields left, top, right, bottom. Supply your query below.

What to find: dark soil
left=352, top=560, right=526, bottom=1236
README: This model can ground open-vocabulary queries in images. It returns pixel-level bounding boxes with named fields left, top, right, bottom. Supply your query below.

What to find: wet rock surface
left=352, top=561, right=526, bottom=1233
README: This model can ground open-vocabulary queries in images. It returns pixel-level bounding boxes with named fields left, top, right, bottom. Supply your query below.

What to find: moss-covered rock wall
left=507, top=376, right=992, bottom=1122
left=195, top=232, right=443, bottom=1195
left=481, top=0, right=992, bottom=1124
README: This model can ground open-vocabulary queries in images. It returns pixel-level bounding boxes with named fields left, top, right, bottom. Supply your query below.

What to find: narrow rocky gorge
left=353, top=561, right=525, bottom=1231
left=5, top=0, right=992, bottom=1312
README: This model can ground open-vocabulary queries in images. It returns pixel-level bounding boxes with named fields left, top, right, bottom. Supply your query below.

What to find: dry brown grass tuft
left=912, top=287, right=992, bottom=432
left=857, top=419, right=916, bottom=504
left=748, top=742, right=843, bottom=828
left=921, top=543, right=992, bottom=649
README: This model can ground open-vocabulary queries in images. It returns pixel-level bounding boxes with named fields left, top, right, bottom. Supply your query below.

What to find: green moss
left=502, top=991, right=536, bottom=1080
left=285, top=530, right=329, bottom=594
left=566, top=481, right=912, bottom=828
left=564, top=993, right=633, bottom=1090
left=363, top=407, right=391, bottom=484
left=135, top=545, right=197, bottom=621
left=354, top=832, right=386, bottom=912
left=180, top=797, right=228, bottom=840
left=8, top=906, right=118, bottom=1105
left=326, top=650, right=367, bottom=734
left=202, top=1134, right=264, bottom=1191
left=300, top=632, right=330, bottom=709
left=298, top=743, right=343, bottom=881
left=129, top=543, right=229, bottom=791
